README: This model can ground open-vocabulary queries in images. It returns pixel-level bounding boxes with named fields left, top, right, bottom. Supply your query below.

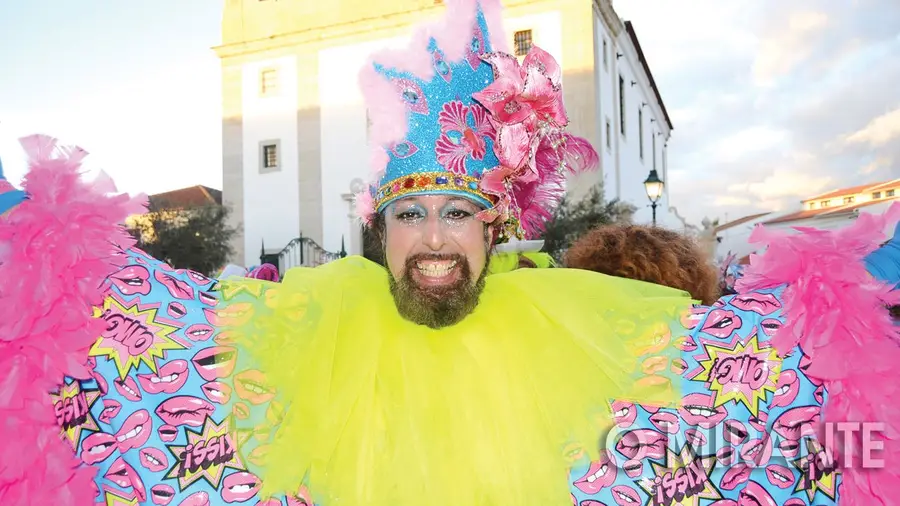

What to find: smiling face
left=379, top=194, right=493, bottom=328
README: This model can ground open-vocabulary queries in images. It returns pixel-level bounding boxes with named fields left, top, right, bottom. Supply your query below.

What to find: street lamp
left=643, top=169, right=665, bottom=226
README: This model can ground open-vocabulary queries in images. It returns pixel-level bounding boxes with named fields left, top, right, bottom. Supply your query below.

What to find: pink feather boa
left=0, top=135, right=145, bottom=506
left=736, top=202, right=900, bottom=506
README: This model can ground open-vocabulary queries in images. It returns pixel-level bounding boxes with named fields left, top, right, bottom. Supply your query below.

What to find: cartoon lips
left=719, top=463, right=751, bottom=491
left=178, top=491, right=211, bottom=506
left=234, top=369, right=275, bottom=405
left=670, top=358, right=688, bottom=375
left=731, top=292, right=781, bottom=316
left=648, top=411, right=680, bottom=434
left=678, top=393, right=727, bottom=428
left=81, top=432, right=117, bottom=465
left=740, top=436, right=773, bottom=466
left=747, top=411, right=767, bottom=433
left=759, top=318, right=782, bottom=335
left=783, top=499, right=806, bottom=506
left=199, top=291, right=218, bottom=306
left=158, top=424, right=179, bottom=443
left=137, top=360, right=189, bottom=395
left=156, top=396, right=215, bottom=427
left=99, top=399, right=122, bottom=424
left=623, top=459, right=643, bottom=478
left=680, top=306, right=709, bottom=330
left=685, top=429, right=707, bottom=448
left=184, top=323, right=215, bottom=342
left=92, top=369, right=109, bottom=395
left=798, top=353, right=823, bottom=387
left=167, top=301, right=187, bottom=319
left=151, top=484, right=176, bottom=506
left=183, top=269, right=212, bottom=286
left=610, top=400, right=637, bottom=428
left=573, top=450, right=617, bottom=495
left=779, top=438, right=800, bottom=458
left=286, top=485, right=313, bottom=506
left=155, top=270, right=196, bottom=300
left=737, top=480, right=777, bottom=506
left=615, top=429, right=667, bottom=460
left=115, top=409, right=153, bottom=452
left=201, top=381, right=233, bottom=405
left=140, top=447, right=170, bottom=473
left=105, top=457, right=147, bottom=502
left=814, top=385, right=825, bottom=404
left=221, top=471, right=261, bottom=503
left=716, top=445, right=735, bottom=466
left=770, top=369, right=800, bottom=408
left=773, top=406, right=820, bottom=441
left=247, top=444, right=269, bottom=467
left=709, top=501, right=737, bottom=506
left=191, top=346, right=238, bottom=382
left=233, top=402, right=250, bottom=420
left=675, top=334, right=698, bottom=352
left=114, top=376, right=142, bottom=402
left=701, top=309, right=742, bottom=338
left=765, top=463, right=795, bottom=489
left=204, top=303, right=254, bottom=327
left=723, top=419, right=749, bottom=445
left=110, top=265, right=151, bottom=296
left=610, top=485, right=640, bottom=506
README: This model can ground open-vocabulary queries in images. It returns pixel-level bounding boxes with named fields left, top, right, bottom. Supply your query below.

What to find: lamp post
left=643, top=169, right=665, bottom=226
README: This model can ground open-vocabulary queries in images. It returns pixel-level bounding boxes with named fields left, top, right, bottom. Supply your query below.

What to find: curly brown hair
left=564, top=224, right=720, bottom=305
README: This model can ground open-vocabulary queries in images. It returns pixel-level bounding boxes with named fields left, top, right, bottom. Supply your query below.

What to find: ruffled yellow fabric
left=487, top=251, right=555, bottom=273
left=220, top=256, right=693, bottom=506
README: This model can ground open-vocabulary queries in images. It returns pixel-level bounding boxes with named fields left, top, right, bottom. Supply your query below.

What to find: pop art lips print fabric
left=573, top=287, right=841, bottom=506
left=52, top=247, right=287, bottom=506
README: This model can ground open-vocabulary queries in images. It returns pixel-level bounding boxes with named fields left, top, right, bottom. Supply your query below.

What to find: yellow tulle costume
left=218, top=256, right=693, bottom=506
left=487, top=251, right=555, bottom=273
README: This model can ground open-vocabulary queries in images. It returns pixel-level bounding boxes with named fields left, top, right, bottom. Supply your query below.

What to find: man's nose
left=421, top=215, right=447, bottom=251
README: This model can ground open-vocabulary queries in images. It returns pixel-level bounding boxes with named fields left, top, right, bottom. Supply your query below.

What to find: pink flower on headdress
left=435, top=100, right=495, bottom=175
left=472, top=47, right=568, bottom=170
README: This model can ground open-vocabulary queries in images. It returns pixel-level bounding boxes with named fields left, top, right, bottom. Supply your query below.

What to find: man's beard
left=389, top=253, right=488, bottom=329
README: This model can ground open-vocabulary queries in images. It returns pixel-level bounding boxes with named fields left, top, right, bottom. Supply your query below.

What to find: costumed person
left=565, top=224, right=720, bottom=305
left=564, top=218, right=900, bottom=505
left=216, top=0, right=696, bottom=503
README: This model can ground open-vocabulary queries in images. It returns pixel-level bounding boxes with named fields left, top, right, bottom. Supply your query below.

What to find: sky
left=1, top=0, right=899, bottom=225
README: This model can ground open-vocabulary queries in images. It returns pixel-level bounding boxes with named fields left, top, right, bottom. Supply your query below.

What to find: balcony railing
left=260, top=235, right=346, bottom=274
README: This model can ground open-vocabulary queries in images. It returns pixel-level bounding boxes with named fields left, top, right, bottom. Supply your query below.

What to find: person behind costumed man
left=564, top=222, right=900, bottom=505
left=0, top=1, right=693, bottom=504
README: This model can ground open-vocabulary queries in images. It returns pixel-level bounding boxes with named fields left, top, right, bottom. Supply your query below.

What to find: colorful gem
left=402, top=88, right=419, bottom=103
left=403, top=178, right=415, bottom=189
left=392, top=183, right=401, bottom=192
left=436, top=60, right=450, bottom=75
left=471, top=37, right=481, bottom=53
left=417, top=176, right=430, bottom=187
left=468, top=181, right=478, bottom=190
left=395, top=143, right=410, bottom=156
left=454, top=178, right=463, bottom=186
left=436, top=176, right=449, bottom=185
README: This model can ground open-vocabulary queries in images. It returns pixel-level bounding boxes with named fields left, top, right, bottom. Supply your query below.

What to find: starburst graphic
left=165, top=416, right=247, bottom=491
left=638, top=444, right=721, bottom=506
left=102, top=486, right=140, bottom=506
left=791, top=439, right=838, bottom=502
left=686, top=333, right=781, bottom=417
left=50, top=380, right=101, bottom=451
left=89, top=292, right=186, bottom=378
left=217, top=279, right=265, bottom=301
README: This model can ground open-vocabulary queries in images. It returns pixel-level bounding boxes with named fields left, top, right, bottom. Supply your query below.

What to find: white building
left=215, top=0, right=675, bottom=266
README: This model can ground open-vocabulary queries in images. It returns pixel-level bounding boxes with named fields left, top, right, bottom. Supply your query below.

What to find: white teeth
left=121, top=384, right=138, bottom=396
left=144, top=454, right=162, bottom=465
left=207, top=388, right=223, bottom=398
left=586, top=464, right=609, bottom=482
left=775, top=385, right=789, bottom=395
left=90, top=443, right=112, bottom=454
left=688, top=407, right=717, bottom=417
left=150, top=374, right=179, bottom=384
left=416, top=260, right=457, bottom=277
left=117, top=425, right=143, bottom=442
left=614, top=408, right=629, bottom=418
left=229, top=485, right=253, bottom=493
left=243, top=382, right=267, bottom=394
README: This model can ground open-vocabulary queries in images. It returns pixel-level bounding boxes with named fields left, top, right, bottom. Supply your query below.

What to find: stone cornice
left=594, top=0, right=622, bottom=37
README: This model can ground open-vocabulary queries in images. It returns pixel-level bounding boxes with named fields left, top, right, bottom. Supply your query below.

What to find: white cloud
left=844, top=106, right=900, bottom=147
left=752, top=10, right=831, bottom=86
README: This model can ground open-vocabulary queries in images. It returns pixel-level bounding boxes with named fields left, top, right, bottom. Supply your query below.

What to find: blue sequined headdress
left=356, top=0, right=599, bottom=241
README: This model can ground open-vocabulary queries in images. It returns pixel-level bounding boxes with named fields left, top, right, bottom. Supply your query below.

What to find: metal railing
left=260, top=235, right=346, bottom=274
